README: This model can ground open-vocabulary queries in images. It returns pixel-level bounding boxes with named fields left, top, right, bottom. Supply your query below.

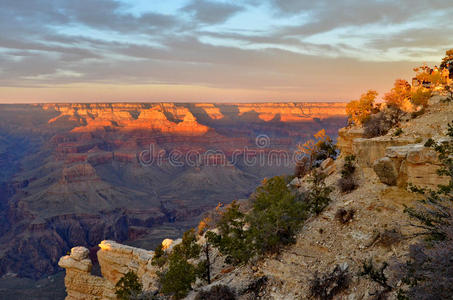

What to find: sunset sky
left=0, top=0, right=452, bottom=103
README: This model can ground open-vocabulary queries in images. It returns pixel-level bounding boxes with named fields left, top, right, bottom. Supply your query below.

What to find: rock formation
left=58, top=247, right=116, bottom=300
left=97, top=240, right=158, bottom=291
left=0, top=102, right=347, bottom=285
left=57, top=94, right=452, bottom=299
left=374, top=142, right=450, bottom=188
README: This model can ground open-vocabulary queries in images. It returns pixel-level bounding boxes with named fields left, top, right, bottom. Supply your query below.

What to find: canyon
left=0, top=102, right=346, bottom=298
left=59, top=95, right=452, bottom=300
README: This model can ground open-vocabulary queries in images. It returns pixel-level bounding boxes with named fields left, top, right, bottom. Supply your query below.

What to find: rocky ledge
left=59, top=240, right=163, bottom=300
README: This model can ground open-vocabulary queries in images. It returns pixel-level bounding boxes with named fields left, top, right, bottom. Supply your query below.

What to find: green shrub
left=247, top=176, right=309, bottom=255
left=338, top=155, right=357, bottom=193
left=115, top=271, right=143, bottom=300
left=157, top=229, right=202, bottom=299
left=151, top=244, right=167, bottom=268
left=208, top=174, right=332, bottom=265
left=206, top=201, right=251, bottom=265
left=159, top=257, right=197, bottom=299
left=207, top=171, right=333, bottom=267
left=393, top=128, right=403, bottom=136
left=176, top=229, right=201, bottom=260
left=306, top=171, right=333, bottom=215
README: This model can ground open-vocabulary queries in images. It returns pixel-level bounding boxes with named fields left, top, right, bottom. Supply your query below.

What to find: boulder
left=288, top=177, right=302, bottom=187
left=379, top=143, right=448, bottom=188
left=70, top=246, right=90, bottom=261
left=373, top=157, right=398, bottom=186
left=320, top=157, right=336, bottom=175
left=161, top=238, right=173, bottom=250
left=58, top=256, right=92, bottom=273
left=320, top=157, right=334, bottom=170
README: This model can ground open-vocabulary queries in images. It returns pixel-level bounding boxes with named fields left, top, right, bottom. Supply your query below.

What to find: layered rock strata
left=59, top=241, right=159, bottom=300
left=58, top=247, right=116, bottom=300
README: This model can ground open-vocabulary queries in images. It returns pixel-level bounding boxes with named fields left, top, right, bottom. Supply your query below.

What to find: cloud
left=182, top=0, right=243, bottom=24
left=0, top=0, right=451, bottom=101
left=268, top=0, right=453, bottom=36
left=367, top=27, right=453, bottom=51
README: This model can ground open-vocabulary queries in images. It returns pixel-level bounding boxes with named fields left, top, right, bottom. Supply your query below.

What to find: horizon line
left=0, top=100, right=350, bottom=104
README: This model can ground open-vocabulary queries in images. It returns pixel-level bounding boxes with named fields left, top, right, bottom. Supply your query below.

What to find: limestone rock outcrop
left=337, top=127, right=364, bottom=156
left=337, top=95, right=452, bottom=188
left=58, top=246, right=116, bottom=300
left=97, top=240, right=158, bottom=292
left=59, top=241, right=160, bottom=300
left=338, top=130, right=449, bottom=188
left=374, top=143, right=449, bottom=188
left=352, top=136, right=417, bottom=168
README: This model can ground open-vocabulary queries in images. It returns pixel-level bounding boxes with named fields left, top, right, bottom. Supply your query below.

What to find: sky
left=0, top=0, right=452, bottom=103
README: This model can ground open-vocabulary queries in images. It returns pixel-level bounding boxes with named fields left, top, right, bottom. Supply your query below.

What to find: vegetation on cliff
left=337, top=154, right=357, bottom=193
left=115, top=271, right=143, bottom=300
left=346, top=49, right=453, bottom=139
left=207, top=171, right=332, bottom=266
left=153, top=229, right=203, bottom=299
left=397, top=122, right=453, bottom=299
left=295, top=129, right=337, bottom=177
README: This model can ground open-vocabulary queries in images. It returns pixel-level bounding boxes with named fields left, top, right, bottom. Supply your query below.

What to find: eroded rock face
left=59, top=242, right=160, bottom=300
left=337, top=127, right=364, bottom=156
left=378, top=143, right=449, bottom=188
left=337, top=126, right=449, bottom=189
left=61, top=163, right=98, bottom=183
left=353, top=136, right=417, bottom=168
left=97, top=240, right=158, bottom=292
left=58, top=246, right=116, bottom=300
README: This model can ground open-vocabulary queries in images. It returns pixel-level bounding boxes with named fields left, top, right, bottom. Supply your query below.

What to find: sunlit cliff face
left=98, top=241, right=111, bottom=251
left=42, top=102, right=347, bottom=134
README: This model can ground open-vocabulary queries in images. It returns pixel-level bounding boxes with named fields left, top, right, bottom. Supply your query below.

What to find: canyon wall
left=0, top=102, right=347, bottom=285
